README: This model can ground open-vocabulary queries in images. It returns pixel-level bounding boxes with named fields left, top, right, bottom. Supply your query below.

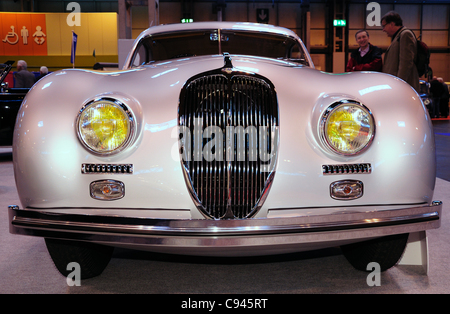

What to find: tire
left=45, top=238, right=114, bottom=279
left=341, top=233, right=409, bottom=272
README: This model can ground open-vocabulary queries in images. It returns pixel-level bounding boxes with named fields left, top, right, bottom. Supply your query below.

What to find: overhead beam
left=118, top=0, right=159, bottom=39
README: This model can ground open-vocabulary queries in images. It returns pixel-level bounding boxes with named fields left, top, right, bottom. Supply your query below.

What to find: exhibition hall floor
left=1, top=121, right=449, bottom=294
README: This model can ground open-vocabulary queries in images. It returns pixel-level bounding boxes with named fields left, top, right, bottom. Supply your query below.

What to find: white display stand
left=118, top=39, right=136, bottom=69
left=398, top=231, right=429, bottom=274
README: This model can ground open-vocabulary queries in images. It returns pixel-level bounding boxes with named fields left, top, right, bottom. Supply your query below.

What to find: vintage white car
left=9, top=22, right=442, bottom=279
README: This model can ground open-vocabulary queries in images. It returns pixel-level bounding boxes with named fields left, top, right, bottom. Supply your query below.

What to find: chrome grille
left=179, top=70, right=278, bottom=219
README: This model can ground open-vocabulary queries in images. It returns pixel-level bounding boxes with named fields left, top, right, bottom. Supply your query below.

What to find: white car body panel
left=14, top=57, right=435, bottom=215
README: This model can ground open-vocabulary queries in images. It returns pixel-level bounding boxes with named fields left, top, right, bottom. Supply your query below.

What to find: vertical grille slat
left=179, top=70, right=278, bottom=219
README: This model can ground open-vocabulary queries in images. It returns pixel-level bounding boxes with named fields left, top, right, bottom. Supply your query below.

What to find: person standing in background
left=346, top=30, right=382, bottom=72
left=381, top=11, right=420, bottom=92
left=35, top=66, right=49, bottom=82
left=14, top=60, right=35, bottom=88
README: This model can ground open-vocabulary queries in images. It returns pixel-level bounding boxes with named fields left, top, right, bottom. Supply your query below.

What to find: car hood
left=30, top=53, right=421, bottom=130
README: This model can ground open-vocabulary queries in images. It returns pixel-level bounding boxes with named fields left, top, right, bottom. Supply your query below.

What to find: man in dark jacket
left=346, top=30, right=382, bottom=72
left=14, top=60, right=35, bottom=88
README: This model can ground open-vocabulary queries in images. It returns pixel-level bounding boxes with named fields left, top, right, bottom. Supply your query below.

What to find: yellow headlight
left=77, top=99, right=133, bottom=155
left=321, top=101, right=374, bottom=155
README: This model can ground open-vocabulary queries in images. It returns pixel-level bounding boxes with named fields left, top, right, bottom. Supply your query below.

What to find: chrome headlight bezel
left=76, top=97, right=135, bottom=156
left=319, top=100, right=375, bottom=156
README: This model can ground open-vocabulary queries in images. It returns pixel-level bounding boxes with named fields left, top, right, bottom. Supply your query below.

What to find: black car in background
left=0, top=61, right=29, bottom=147
left=419, top=79, right=433, bottom=116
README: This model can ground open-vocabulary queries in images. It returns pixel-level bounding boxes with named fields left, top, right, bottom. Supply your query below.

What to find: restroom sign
left=256, top=9, right=269, bottom=24
left=0, top=13, right=47, bottom=56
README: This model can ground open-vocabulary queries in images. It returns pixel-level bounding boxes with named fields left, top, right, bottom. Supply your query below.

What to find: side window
left=290, top=44, right=302, bottom=60
left=132, top=42, right=148, bottom=67
left=289, top=43, right=308, bottom=66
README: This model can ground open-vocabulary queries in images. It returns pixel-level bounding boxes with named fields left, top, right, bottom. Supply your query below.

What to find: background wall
left=347, top=2, right=450, bottom=81
left=0, top=12, right=118, bottom=71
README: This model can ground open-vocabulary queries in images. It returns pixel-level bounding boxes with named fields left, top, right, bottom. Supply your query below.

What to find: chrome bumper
left=8, top=201, right=442, bottom=256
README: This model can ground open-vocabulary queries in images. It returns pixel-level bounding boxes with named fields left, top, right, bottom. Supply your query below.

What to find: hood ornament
left=222, top=52, right=234, bottom=74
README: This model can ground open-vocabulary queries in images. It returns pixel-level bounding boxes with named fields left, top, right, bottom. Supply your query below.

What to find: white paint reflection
left=151, top=68, right=178, bottom=78
left=358, top=84, right=391, bottom=96
left=41, top=82, right=52, bottom=90
left=145, top=119, right=177, bottom=132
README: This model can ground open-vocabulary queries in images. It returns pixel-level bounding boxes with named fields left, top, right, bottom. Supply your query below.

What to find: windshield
left=130, top=30, right=309, bottom=67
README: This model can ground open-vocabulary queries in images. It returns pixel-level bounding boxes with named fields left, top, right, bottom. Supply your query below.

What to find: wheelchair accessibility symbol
left=2, top=25, right=19, bottom=44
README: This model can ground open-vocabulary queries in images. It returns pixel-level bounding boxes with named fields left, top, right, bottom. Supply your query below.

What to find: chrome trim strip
left=82, top=163, right=133, bottom=174
left=9, top=201, right=442, bottom=241
left=322, top=163, right=371, bottom=175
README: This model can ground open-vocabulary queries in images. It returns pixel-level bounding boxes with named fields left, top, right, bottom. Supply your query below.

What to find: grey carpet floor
left=1, top=150, right=449, bottom=294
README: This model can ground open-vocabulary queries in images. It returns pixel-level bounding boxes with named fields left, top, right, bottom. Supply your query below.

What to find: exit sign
left=333, top=19, right=346, bottom=27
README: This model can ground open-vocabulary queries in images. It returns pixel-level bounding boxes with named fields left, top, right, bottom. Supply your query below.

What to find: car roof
left=136, top=22, right=299, bottom=39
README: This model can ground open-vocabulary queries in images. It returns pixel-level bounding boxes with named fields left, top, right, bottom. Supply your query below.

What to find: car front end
left=8, top=22, right=442, bottom=278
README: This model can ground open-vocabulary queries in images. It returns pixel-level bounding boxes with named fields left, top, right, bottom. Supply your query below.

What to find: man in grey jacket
left=381, top=11, right=419, bottom=92
left=14, top=60, right=35, bottom=88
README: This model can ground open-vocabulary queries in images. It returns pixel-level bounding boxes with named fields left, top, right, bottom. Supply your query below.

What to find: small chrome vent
left=82, top=164, right=133, bottom=174
left=322, top=163, right=371, bottom=175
